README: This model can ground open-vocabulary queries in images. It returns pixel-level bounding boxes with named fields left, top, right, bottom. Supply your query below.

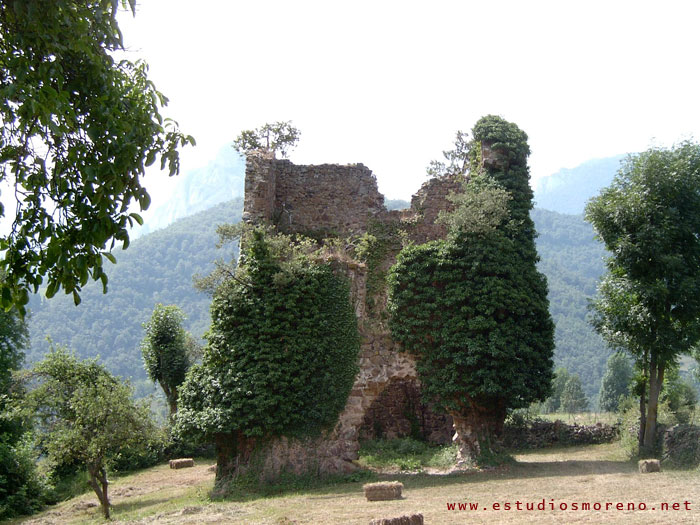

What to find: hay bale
left=363, top=481, right=403, bottom=501
left=638, top=459, right=661, bottom=473
left=169, top=458, right=195, bottom=469
left=369, top=514, right=423, bottom=525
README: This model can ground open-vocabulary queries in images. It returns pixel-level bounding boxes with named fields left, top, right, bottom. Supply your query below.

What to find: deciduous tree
left=22, top=347, right=153, bottom=519
left=141, top=304, right=191, bottom=417
left=587, top=141, right=700, bottom=453
left=0, top=0, right=194, bottom=314
left=598, top=353, right=633, bottom=412
left=232, top=121, right=300, bottom=158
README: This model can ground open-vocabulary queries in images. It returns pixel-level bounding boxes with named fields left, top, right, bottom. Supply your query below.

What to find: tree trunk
left=451, top=399, right=506, bottom=466
left=642, top=360, right=665, bottom=454
left=638, top=379, right=646, bottom=450
left=214, top=432, right=258, bottom=482
left=160, top=381, right=177, bottom=418
left=88, top=465, right=110, bottom=519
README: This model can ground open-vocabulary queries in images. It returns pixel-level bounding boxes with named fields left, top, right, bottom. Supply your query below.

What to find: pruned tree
left=586, top=140, right=700, bottom=453
left=232, top=121, right=300, bottom=158
left=174, top=227, right=359, bottom=480
left=22, top=347, right=153, bottom=519
left=141, top=304, right=191, bottom=417
left=0, top=0, right=194, bottom=314
left=388, top=116, right=554, bottom=464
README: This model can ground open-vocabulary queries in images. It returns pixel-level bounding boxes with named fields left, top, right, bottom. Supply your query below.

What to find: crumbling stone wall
left=240, top=151, right=462, bottom=475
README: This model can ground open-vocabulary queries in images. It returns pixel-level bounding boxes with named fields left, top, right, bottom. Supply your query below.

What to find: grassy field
left=10, top=443, right=700, bottom=524
left=528, top=412, right=619, bottom=426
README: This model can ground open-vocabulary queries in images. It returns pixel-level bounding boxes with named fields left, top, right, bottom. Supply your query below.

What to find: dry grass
left=12, top=443, right=700, bottom=524
left=536, top=412, right=619, bottom=426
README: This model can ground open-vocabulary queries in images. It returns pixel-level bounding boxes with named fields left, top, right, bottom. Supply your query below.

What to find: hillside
left=133, top=146, right=246, bottom=238
left=532, top=208, right=609, bottom=401
left=533, top=155, right=625, bottom=215
left=26, top=197, right=610, bottom=401
left=26, top=199, right=243, bottom=396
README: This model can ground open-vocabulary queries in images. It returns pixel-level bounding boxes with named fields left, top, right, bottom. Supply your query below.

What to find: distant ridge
left=534, top=155, right=626, bottom=215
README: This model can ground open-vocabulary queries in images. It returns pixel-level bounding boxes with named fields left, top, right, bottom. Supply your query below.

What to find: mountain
left=25, top=200, right=610, bottom=404
left=134, top=146, right=246, bottom=237
left=26, top=199, right=243, bottom=396
left=532, top=208, right=609, bottom=401
left=534, top=155, right=626, bottom=215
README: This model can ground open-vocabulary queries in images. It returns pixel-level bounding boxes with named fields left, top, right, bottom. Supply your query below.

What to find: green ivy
left=174, top=228, right=360, bottom=445
left=354, top=219, right=404, bottom=315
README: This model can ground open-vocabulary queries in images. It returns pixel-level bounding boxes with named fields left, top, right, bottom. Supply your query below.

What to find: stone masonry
left=239, top=151, right=463, bottom=475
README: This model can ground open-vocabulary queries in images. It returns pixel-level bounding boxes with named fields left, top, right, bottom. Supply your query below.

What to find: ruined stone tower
left=241, top=152, right=463, bottom=474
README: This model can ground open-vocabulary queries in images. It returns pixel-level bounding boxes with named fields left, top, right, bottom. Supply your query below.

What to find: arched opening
left=358, top=377, right=453, bottom=444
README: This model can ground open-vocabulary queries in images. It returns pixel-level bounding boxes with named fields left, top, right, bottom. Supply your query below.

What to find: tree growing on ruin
left=232, top=121, right=300, bottom=158
left=587, top=141, right=700, bottom=453
left=0, top=0, right=194, bottom=315
left=174, top=227, right=359, bottom=480
left=388, top=116, right=554, bottom=464
left=141, top=304, right=191, bottom=418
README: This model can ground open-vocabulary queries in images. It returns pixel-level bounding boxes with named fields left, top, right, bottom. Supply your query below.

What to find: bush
left=0, top=433, right=48, bottom=519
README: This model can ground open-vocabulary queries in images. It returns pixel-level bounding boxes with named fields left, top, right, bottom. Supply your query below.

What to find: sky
left=115, top=0, right=700, bottom=204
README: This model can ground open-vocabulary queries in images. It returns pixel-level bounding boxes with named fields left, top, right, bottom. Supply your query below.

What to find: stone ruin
left=239, top=151, right=465, bottom=475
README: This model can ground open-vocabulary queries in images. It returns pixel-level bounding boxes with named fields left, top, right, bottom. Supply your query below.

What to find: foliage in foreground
left=0, top=296, right=47, bottom=520
left=0, top=0, right=194, bottom=314
left=175, top=227, right=360, bottom=478
left=21, top=348, right=156, bottom=519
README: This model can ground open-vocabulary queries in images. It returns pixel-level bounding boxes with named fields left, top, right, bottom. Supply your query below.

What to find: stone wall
left=238, top=151, right=463, bottom=476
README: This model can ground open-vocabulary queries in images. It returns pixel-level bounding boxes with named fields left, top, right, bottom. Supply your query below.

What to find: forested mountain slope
left=534, top=155, right=625, bottom=215
left=532, top=208, right=609, bottom=401
left=26, top=197, right=610, bottom=401
left=26, top=199, right=243, bottom=396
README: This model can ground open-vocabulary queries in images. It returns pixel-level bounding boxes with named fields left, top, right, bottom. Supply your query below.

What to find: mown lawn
left=11, top=443, right=700, bottom=524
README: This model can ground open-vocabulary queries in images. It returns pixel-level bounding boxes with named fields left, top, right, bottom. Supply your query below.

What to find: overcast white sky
left=116, top=0, right=700, bottom=202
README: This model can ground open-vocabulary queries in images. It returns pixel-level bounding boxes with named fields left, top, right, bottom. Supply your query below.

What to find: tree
left=586, top=141, right=700, bottom=453
left=598, top=353, right=633, bottom=412
left=22, top=347, right=153, bottom=519
left=0, top=0, right=194, bottom=315
left=560, top=374, right=589, bottom=414
left=174, top=227, right=359, bottom=480
left=661, top=366, right=697, bottom=424
left=232, top=121, right=300, bottom=158
left=542, top=367, right=571, bottom=413
left=0, top=296, right=45, bottom=520
left=388, top=116, right=554, bottom=464
left=141, top=304, right=191, bottom=417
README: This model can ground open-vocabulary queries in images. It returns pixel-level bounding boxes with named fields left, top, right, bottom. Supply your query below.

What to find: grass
left=537, top=411, right=619, bottom=426
left=11, top=443, right=700, bottom=524
left=357, top=437, right=457, bottom=471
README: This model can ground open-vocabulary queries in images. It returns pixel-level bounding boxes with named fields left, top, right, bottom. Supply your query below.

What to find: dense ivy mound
left=388, top=115, right=554, bottom=462
left=175, top=229, right=360, bottom=474
left=389, top=229, right=553, bottom=414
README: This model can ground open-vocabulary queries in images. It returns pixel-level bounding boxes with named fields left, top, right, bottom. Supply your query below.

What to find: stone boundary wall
left=239, top=151, right=463, bottom=476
